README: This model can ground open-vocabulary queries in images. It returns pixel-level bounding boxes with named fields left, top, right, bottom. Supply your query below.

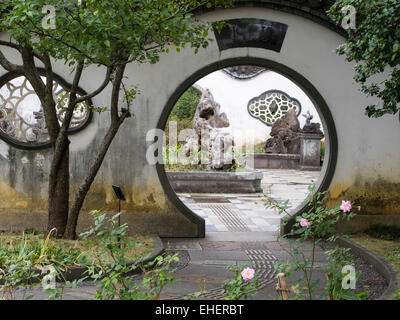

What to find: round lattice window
left=247, top=90, right=302, bottom=126
left=0, top=73, right=92, bottom=148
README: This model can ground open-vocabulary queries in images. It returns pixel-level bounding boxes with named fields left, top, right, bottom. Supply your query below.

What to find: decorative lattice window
left=247, top=90, right=302, bottom=126
left=0, top=73, right=92, bottom=148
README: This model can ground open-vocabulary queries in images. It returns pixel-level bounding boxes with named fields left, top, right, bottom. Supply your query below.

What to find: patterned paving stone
left=177, top=169, right=321, bottom=235
left=171, top=245, right=278, bottom=300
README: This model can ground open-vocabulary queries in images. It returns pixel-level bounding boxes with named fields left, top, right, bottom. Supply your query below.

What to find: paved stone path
left=160, top=237, right=328, bottom=300
left=161, top=169, right=324, bottom=300
left=14, top=169, right=328, bottom=300
left=178, top=169, right=320, bottom=234
left=15, top=237, right=328, bottom=300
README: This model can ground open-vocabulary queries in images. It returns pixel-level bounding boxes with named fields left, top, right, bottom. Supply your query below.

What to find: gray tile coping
left=337, top=237, right=399, bottom=300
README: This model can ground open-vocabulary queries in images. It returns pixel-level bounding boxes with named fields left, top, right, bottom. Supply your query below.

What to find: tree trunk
left=47, top=144, right=70, bottom=237
left=64, top=63, right=128, bottom=240
left=17, top=48, right=71, bottom=238
left=64, top=123, right=122, bottom=239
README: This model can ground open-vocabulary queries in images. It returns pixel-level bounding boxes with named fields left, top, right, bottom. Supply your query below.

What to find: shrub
left=170, top=86, right=202, bottom=120
left=265, top=186, right=365, bottom=300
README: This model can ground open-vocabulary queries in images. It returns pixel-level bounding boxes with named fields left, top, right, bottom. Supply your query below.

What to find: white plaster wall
left=1, top=5, right=400, bottom=235
left=195, top=69, right=322, bottom=146
left=136, top=6, right=400, bottom=205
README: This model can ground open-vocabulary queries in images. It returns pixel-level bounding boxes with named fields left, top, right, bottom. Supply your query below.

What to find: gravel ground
left=352, top=253, right=388, bottom=300
left=320, top=241, right=388, bottom=300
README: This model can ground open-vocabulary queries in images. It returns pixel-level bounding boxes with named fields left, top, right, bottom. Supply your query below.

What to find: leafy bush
left=165, top=87, right=201, bottom=143
left=265, top=185, right=365, bottom=300
left=221, top=264, right=259, bottom=300
left=170, top=87, right=202, bottom=120
left=328, top=0, right=400, bottom=118
left=0, top=230, right=86, bottom=299
left=163, top=143, right=245, bottom=172
left=81, top=211, right=179, bottom=300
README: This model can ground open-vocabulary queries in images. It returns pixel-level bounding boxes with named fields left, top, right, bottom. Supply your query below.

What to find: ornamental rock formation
left=265, top=108, right=301, bottom=154
left=182, top=89, right=235, bottom=170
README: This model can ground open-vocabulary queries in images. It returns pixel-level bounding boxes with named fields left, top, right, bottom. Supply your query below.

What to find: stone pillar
left=299, top=133, right=324, bottom=171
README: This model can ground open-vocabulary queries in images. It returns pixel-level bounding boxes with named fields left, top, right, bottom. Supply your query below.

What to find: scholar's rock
left=193, top=88, right=229, bottom=135
left=184, top=89, right=235, bottom=170
left=265, top=108, right=300, bottom=154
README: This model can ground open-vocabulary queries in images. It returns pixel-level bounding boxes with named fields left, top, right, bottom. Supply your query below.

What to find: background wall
left=0, top=5, right=399, bottom=236
left=195, top=69, right=322, bottom=147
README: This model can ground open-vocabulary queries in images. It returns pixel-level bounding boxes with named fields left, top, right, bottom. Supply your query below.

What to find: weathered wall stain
left=0, top=137, right=185, bottom=235
left=75, top=182, right=173, bottom=213
left=2, top=5, right=400, bottom=237
left=0, top=182, right=28, bottom=209
left=328, top=179, right=400, bottom=215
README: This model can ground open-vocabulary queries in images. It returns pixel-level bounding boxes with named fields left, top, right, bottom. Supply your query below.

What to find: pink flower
left=300, top=218, right=310, bottom=227
left=241, top=267, right=255, bottom=281
left=340, top=200, right=352, bottom=213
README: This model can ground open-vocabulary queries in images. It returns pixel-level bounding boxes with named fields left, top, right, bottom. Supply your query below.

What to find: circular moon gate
left=156, top=57, right=338, bottom=237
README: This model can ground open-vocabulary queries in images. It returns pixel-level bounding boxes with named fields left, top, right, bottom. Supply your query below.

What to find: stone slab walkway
left=178, top=169, right=320, bottom=235
left=13, top=169, right=327, bottom=300
left=13, top=235, right=329, bottom=300
left=158, top=169, right=325, bottom=300
left=160, top=237, right=328, bottom=300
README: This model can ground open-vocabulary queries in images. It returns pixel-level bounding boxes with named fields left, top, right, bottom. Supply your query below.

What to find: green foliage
left=265, top=185, right=364, bottom=300
left=385, top=247, right=400, bottom=269
left=221, top=264, right=259, bottom=300
left=163, top=143, right=208, bottom=171
left=328, top=0, right=400, bottom=118
left=138, top=253, right=180, bottom=300
left=0, top=246, right=41, bottom=300
left=81, top=210, right=179, bottom=300
left=322, top=246, right=367, bottom=300
left=320, top=140, right=325, bottom=157
left=0, top=230, right=86, bottom=299
left=286, top=188, right=356, bottom=241
left=165, top=87, right=201, bottom=145
left=253, top=146, right=266, bottom=154
left=0, top=0, right=235, bottom=239
left=170, top=87, right=202, bottom=120
left=0, top=0, right=234, bottom=67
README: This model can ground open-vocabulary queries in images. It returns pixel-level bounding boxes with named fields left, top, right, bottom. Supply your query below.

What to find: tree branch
left=42, top=53, right=54, bottom=104
left=0, top=39, right=20, bottom=50
left=110, top=63, right=126, bottom=124
left=51, top=61, right=84, bottom=181
left=0, top=47, right=24, bottom=74
left=76, top=67, right=112, bottom=103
